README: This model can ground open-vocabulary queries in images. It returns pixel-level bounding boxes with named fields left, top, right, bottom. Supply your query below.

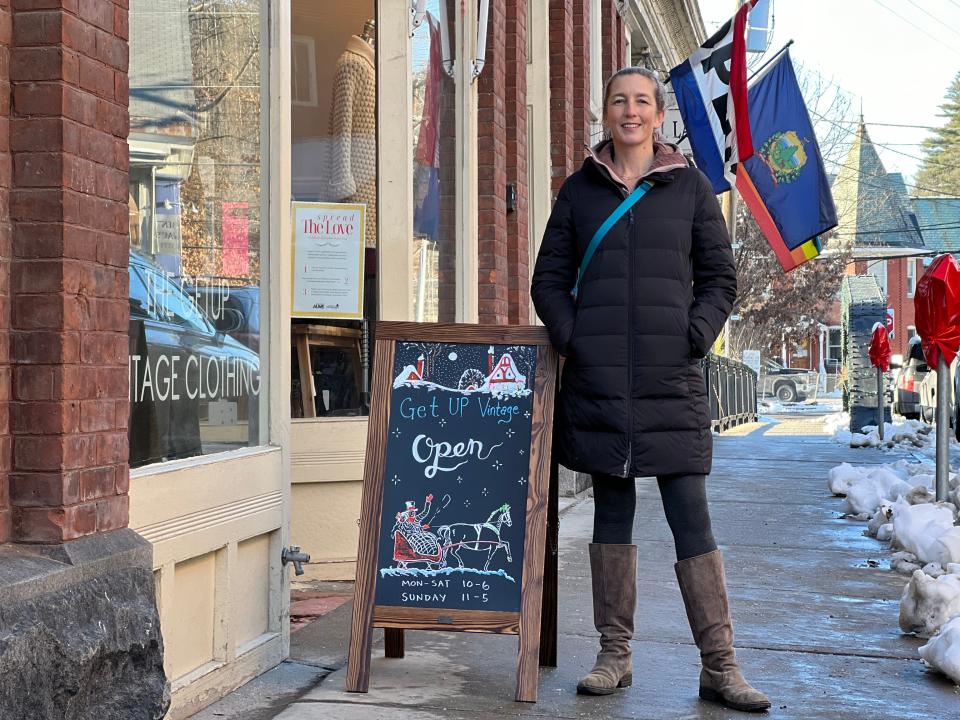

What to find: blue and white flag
left=669, top=0, right=756, bottom=193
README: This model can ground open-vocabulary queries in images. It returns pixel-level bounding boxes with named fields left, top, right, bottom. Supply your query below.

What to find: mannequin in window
left=328, top=19, right=377, bottom=249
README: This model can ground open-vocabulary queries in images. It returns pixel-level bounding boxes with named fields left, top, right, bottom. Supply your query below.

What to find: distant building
left=786, top=119, right=959, bottom=371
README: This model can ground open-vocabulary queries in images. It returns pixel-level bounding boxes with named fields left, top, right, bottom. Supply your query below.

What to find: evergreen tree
left=916, top=71, right=960, bottom=196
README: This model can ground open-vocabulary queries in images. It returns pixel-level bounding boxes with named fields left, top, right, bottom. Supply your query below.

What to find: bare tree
left=729, top=62, right=858, bottom=361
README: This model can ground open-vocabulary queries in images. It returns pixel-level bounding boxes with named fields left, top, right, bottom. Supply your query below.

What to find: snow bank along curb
left=825, top=410, right=933, bottom=450
left=828, top=459, right=960, bottom=683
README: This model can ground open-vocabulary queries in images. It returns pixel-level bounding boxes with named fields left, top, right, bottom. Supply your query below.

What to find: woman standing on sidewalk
left=530, top=66, right=770, bottom=712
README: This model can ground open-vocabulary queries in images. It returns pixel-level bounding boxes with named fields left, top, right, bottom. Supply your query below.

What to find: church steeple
left=831, top=117, right=923, bottom=251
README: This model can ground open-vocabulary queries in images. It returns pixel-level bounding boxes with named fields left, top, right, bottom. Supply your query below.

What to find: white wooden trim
left=377, top=0, right=414, bottom=321
left=266, top=0, right=293, bottom=660
left=456, top=0, right=479, bottom=322
left=526, top=0, right=552, bottom=325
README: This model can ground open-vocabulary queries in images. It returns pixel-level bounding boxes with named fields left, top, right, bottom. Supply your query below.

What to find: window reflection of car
left=128, top=250, right=260, bottom=467
left=185, top=284, right=260, bottom=352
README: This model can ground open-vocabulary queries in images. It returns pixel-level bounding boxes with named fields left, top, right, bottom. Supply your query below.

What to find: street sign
left=886, top=307, right=895, bottom=339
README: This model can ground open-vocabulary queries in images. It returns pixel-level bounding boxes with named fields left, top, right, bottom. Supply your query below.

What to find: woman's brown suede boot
left=576, top=543, right=637, bottom=695
left=674, top=549, right=771, bottom=712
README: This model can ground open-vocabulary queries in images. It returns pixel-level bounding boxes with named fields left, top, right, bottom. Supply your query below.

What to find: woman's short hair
left=602, top=66, right=666, bottom=113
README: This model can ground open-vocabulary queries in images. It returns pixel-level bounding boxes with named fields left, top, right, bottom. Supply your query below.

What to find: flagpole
left=723, top=186, right=738, bottom=358
left=747, top=40, right=794, bottom=84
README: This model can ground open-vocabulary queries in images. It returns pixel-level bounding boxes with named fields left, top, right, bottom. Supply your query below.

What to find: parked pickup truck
left=757, top=359, right=819, bottom=403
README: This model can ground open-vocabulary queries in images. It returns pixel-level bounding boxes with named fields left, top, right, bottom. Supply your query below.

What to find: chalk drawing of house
left=481, top=347, right=527, bottom=395
left=393, top=355, right=425, bottom=388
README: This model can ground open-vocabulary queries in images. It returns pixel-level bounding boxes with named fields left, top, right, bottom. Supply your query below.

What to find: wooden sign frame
left=346, top=322, right=559, bottom=702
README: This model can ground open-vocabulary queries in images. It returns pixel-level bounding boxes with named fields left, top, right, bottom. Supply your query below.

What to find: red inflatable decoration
left=915, top=254, right=960, bottom=368
left=869, top=323, right=892, bottom=372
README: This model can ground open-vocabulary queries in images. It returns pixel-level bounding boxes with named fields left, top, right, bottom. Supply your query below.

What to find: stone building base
left=0, top=529, right=168, bottom=720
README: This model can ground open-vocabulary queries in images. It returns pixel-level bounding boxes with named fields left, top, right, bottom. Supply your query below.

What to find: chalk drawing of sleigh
left=392, top=530, right=446, bottom=570
left=391, top=504, right=513, bottom=572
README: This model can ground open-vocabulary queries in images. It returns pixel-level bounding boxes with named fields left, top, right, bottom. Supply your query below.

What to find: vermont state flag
left=736, top=50, right=838, bottom=271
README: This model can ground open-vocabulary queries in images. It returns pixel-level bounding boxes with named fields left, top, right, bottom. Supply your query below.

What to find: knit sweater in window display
left=328, top=35, right=376, bottom=248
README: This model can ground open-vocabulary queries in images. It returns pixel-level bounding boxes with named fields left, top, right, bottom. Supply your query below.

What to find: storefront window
left=289, top=1, right=377, bottom=418
left=128, top=0, right=264, bottom=468
left=411, top=1, right=457, bottom=323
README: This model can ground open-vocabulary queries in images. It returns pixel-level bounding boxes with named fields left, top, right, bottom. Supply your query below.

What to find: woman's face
left=603, top=74, right=665, bottom=149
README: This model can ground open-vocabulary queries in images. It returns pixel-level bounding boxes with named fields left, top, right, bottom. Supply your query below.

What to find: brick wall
left=0, top=0, right=10, bottom=543
left=571, top=0, right=589, bottom=154
left=437, top=0, right=456, bottom=322
left=549, top=0, right=575, bottom=193
left=8, top=0, right=130, bottom=543
left=887, top=258, right=917, bottom=357
left=600, top=0, right=618, bottom=83
left=478, top=0, right=508, bottom=324
left=504, top=0, right=528, bottom=324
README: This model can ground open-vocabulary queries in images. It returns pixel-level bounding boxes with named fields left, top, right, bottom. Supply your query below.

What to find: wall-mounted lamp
left=506, top=183, right=516, bottom=214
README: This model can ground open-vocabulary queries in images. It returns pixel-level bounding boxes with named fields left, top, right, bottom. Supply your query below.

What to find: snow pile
left=900, top=570, right=960, bottom=638
left=828, top=463, right=868, bottom=495
left=843, top=468, right=915, bottom=516
left=919, top=615, right=960, bottom=684
left=829, top=460, right=941, bottom=517
left=891, top=499, right=960, bottom=565
left=824, top=411, right=851, bottom=443
left=847, top=420, right=931, bottom=450
left=829, top=458, right=960, bottom=684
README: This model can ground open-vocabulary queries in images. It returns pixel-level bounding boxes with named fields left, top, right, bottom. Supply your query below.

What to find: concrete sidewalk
left=193, top=413, right=960, bottom=719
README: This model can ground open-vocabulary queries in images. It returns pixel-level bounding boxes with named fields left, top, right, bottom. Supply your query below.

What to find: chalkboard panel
left=347, top=322, right=558, bottom=702
left=374, top=341, right=536, bottom=613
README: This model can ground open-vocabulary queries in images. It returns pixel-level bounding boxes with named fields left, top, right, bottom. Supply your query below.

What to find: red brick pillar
left=0, top=0, right=11, bottom=544
left=572, top=0, right=589, bottom=154
left=505, top=0, right=528, bottom=325
left=437, top=0, right=457, bottom=322
left=601, top=0, right=625, bottom=82
left=550, top=0, right=588, bottom=193
left=8, top=0, right=130, bottom=543
left=477, top=0, right=508, bottom=324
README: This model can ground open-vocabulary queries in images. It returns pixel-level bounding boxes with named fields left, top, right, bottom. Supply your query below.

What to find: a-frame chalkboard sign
left=346, top=322, right=559, bottom=702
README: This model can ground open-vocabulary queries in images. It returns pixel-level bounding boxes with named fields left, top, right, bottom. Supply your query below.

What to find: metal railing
left=700, top=354, right=758, bottom=432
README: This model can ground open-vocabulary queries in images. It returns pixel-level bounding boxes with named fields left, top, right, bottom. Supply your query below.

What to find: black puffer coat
left=531, top=140, right=736, bottom=478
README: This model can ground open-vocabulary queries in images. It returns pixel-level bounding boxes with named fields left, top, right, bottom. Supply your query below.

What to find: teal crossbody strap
left=572, top=180, right=653, bottom=299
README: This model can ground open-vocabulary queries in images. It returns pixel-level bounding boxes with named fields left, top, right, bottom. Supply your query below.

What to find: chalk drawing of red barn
left=481, top=351, right=527, bottom=395
left=393, top=354, right=425, bottom=388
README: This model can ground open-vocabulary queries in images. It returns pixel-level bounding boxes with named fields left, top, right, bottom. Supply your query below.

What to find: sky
left=697, top=0, right=960, bottom=190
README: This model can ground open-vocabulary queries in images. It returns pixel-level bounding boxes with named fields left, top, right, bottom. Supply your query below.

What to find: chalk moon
left=448, top=352, right=458, bottom=361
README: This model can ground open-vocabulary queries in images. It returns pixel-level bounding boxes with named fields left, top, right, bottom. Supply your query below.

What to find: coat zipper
left=593, top=158, right=638, bottom=478
left=625, top=204, right=634, bottom=478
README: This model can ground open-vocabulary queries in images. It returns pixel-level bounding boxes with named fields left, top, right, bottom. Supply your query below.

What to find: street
left=194, top=404, right=960, bottom=719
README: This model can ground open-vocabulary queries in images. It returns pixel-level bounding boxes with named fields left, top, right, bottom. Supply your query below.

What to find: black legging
left=591, top=473, right=717, bottom=560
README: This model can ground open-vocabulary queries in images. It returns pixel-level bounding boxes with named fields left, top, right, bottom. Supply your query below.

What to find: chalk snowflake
left=518, top=448, right=525, bottom=456
left=518, top=477, right=527, bottom=485
left=464, top=499, right=471, bottom=508
left=438, top=418, right=447, bottom=427
left=492, top=460, right=503, bottom=471
left=391, top=428, right=402, bottom=438
left=481, top=488, right=490, bottom=497
left=391, top=475, right=401, bottom=485
left=505, top=428, right=515, bottom=438
left=456, top=476, right=463, bottom=484
left=524, top=411, right=531, bottom=419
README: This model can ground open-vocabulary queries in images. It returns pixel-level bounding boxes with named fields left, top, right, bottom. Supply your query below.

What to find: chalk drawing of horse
left=437, top=503, right=513, bottom=571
